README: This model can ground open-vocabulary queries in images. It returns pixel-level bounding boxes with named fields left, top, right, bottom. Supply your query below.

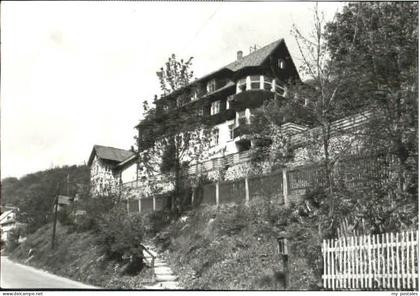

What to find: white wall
left=90, top=155, right=121, bottom=196
left=207, top=119, right=238, bottom=159
left=121, top=162, right=137, bottom=184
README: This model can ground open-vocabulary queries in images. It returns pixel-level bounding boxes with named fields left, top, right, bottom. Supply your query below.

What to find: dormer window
left=210, top=100, right=220, bottom=115
left=207, top=79, right=216, bottom=93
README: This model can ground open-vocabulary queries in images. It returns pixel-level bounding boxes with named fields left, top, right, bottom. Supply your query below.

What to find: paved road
left=1, top=256, right=99, bottom=289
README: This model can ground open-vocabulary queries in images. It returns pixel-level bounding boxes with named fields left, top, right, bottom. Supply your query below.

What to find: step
left=161, top=282, right=182, bottom=290
left=155, top=271, right=174, bottom=276
left=154, top=266, right=173, bottom=274
left=143, top=284, right=165, bottom=290
left=155, top=274, right=178, bottom=281
left=144, top=281, right=181, bottom=290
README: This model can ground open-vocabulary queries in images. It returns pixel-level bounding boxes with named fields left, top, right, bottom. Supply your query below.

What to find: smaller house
left=88, top=145, right=136, bottom=197
left=0, top=207, right=24, bottom=242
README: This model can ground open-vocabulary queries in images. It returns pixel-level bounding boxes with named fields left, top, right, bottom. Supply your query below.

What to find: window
left=207, top=79, right=216, bottom=93
left=176, top=97, right=183, bottom=107
left=228, top=124, right=235, bottom=140
left=263, top=76, right=272, bottom=91
left=226, top=95, right=234, bottom=109
left=190, top=90, right=198, bottom=101
left=273, top=79, right=286, bottom=96
left=237, top=110, right=247, bottom=125
left=278, top=58, right=286, bottom=69
left=250, top=75, right=260, bottom=89
left=275, top=85, right=285, bottom=96
left=210, top=129, right=219, bottom=147
left=236, top=78, right=247, bottom=93
left=210, top=100, right=220, bottom=115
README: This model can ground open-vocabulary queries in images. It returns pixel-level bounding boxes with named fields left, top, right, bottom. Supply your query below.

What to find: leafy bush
left=141, top=209, right=172, bottom=237
left=5, top=228, right=21, bottom=252
left=9, top=223, right=154, bottom=288
left=74, top=195, right=118, bottom=232
left=96, top=205, right=145, bottom=261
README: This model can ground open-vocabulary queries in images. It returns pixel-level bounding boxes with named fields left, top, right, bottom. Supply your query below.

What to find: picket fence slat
left=323, top=230, right=419, bottom=291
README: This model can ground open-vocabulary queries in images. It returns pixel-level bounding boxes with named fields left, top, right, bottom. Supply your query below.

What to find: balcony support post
left=215, top=181, right=220, bottom=206
left=282, top=168, right=289, bottom=207
left=245, top=177, right=250, bottom=205
left=246, top=76, right=251, bottom=90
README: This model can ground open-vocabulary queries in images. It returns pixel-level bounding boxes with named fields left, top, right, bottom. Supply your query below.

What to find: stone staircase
left=142, top=244, right=182, bottom=290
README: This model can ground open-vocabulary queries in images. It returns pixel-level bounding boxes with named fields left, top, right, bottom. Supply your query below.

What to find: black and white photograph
left=1, top=1, right=418, bottom=293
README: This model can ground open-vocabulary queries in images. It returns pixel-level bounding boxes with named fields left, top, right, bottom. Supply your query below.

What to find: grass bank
left=150, top=198, right=323, bottom=290
left=9, top=223, right=154, bottom=289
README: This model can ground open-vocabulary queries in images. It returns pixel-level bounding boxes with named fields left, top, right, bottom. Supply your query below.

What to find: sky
left=1, top=1, right=344, bottom=179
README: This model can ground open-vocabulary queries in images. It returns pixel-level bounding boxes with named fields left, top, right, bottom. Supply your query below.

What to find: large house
left=88, top=38, right=368, bottom=204
left=88, top=38, right=303, bottom=197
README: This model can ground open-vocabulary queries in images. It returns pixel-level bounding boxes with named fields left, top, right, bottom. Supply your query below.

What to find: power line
left=181, top=5, right=221, bottom=52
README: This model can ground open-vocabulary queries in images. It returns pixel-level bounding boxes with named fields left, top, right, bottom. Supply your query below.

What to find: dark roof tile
left=88, top=145, right=135, bottom=166
left=224, top=39, right=283, bottom=72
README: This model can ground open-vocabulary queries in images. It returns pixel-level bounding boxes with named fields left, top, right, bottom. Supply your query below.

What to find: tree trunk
left=321, top=123, right=334, bottom=217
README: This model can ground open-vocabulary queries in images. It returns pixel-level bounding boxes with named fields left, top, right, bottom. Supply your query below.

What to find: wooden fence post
left=282, top=168, right=288, bottom=207
left=153, top=196, right=156, bottom=211
left=138, top=199, right=142, bottom=213
left=245, top=177, right=249, bottom=205
left=215, top=182, right=219, bottom=206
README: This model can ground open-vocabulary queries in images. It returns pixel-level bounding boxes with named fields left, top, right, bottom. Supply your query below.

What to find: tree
left=250, top=4, right=360, bottom=224
left=250, top=2, right=418, bottom=235
left=136, top=54, right=210, bottom=214
left=1, top=165, right=90, bottom=234
left=288, top=3, right=371, bottom=222
left=323, top=2, right=418, bottom=232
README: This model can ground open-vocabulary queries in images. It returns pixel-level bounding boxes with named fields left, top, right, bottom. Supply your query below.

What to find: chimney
left=237, top=50, right=243, bottom=60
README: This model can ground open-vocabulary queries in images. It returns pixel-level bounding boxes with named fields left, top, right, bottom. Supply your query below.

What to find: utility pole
left=51, top=174, right=73, bottom=249
left=51, top=183, right=60, bottom=250
left=67, top=174, right=70, bottom=196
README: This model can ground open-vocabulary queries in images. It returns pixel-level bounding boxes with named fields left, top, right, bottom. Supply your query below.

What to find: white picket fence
left=322, top=230, right=419, bottom=290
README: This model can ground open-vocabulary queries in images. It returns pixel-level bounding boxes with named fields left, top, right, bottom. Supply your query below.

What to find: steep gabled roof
left=224, top=39, right=283, bottom=72
left=156, top=38, right=286, bottom=102
left=88, top=145, right=135, bottom=167
left=0, top=210, right=16, bottom=225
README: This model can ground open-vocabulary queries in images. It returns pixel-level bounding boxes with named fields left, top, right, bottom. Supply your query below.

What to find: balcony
left=187, top=150, right=251, bottom=175
left=233, top=124, right=253, bottom=139
left=205, top=109, right=236, bottom=126
left=229, top=90, right=274, bottom=111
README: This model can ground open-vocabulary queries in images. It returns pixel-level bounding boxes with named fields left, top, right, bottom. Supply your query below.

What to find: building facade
left=87, top=145, right=135, bottom=197
left=88, top=38, right=369, bottom=204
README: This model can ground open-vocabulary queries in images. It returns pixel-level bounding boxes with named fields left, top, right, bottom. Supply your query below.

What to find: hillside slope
left=10, top=223, right=154, bottom=289
left=150, top=198, right=322, bottom=290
